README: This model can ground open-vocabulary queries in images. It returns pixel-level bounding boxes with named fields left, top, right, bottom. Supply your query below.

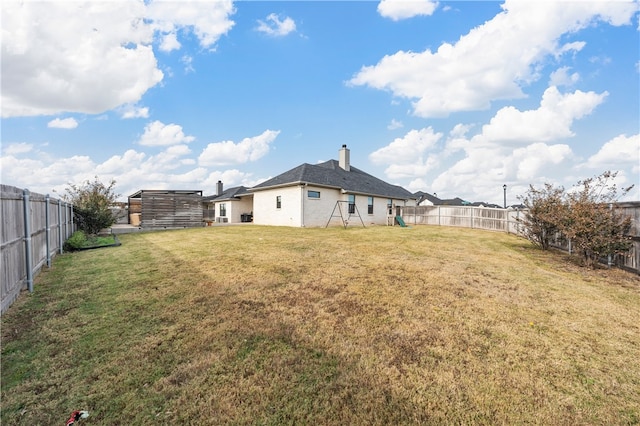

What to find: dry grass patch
left=2, top=225, right=639, bottom=425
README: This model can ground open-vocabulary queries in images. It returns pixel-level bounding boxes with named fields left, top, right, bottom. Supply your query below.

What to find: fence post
left=58, top=200, right=64, bottom=254
left=63, top=203, right=68, bottom=239
left=45, top=194, right=51, bottom=267
left=505, top=209, right=509, bottom=234
left=23, top=189, right=34, bottom=293
left=470, top=207, right=473, bottom=229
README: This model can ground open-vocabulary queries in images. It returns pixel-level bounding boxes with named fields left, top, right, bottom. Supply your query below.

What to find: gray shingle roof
left=251, top=160, right=414, bottom=200
left=414, top=191, right=442, bottom=205
left=203, top=186, right=250, bottom=202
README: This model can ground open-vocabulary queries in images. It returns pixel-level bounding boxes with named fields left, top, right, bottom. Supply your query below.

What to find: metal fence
left=1, top=185, right=75, bottom=313
left=399, top=203, right=640, bottom=274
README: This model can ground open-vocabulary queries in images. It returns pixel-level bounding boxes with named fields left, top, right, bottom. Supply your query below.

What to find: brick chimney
left=339, top=144, right=350, bottom=171
left=216, top=180, right=223, bottom=196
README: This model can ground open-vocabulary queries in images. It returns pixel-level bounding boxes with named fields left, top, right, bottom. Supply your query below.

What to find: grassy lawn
left=2, top=225, right=639, bottom=425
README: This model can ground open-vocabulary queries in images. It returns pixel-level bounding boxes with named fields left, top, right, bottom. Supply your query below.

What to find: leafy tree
left=519, top=183, right=566, bottom=250
left=63, top=177, right=120, bottom=235
left=560, top=171, right=633, bottom=268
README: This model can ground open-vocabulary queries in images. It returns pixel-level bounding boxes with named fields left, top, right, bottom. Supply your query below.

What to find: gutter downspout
left=300, top=183, right=306, bottom=227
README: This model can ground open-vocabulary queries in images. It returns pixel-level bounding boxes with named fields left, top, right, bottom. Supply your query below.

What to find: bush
left=519, top=171, right=633, bottom=268
left=561, top=171, right=633, bottom=268
left=519, top=183, right=566, bottom=250
left=64, top=231, right=88, bottom=251
left=63, top=177, right=119, bottom=235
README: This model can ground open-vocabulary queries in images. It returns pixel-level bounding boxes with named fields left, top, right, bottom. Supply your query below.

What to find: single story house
left=248, top=145, right=416, bottom=227
left=203, top=181, right=253, bottom=223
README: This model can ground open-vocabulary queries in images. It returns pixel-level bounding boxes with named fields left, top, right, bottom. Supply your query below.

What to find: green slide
left=395, top=215, right=407, bottom=227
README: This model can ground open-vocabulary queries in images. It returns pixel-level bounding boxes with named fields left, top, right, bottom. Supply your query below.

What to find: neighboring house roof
left=203, top=186, right=250, bottom=202
left=414, top=191, right=442, bottom=205
left=251, top=160, right=414, bottom=200
left=438, top=197, right=469, bottom=206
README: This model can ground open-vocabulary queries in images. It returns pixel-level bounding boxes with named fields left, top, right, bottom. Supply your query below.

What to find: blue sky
left=2, top=0, right=639, bottom=205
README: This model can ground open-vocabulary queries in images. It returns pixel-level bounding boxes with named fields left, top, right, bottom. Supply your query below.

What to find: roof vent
left=339, top=145, right=350, bottom=171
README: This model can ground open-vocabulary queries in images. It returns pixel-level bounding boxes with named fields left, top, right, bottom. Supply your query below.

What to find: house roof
left=414, top=191, right=442, bottom=205
left=251, top=160, right=414, bottom=200
left=203, top=186, right=250, bottom=202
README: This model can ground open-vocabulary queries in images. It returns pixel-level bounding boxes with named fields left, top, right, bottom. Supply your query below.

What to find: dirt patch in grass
left=2, top=225, right=639, bottom=425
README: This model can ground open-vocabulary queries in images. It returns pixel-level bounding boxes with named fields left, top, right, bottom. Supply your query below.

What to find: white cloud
left=256, top=13, right=296, bottom=37
left=138, top=121, right=196, bottom=147
left=370, top=127, right=442, bottom=165
left=2, top=142, right=34, bottom=156
left=377, top=0, right=438, bottom=21
left=509, top=143, right=574, bottom=181
left=374, top=84, right=611, bottom=203
left=181, top=55, right=195, bottom=74
left=120, top=105, right=150, bottom=119
left=549, top=66, right=580, bottom=87
left=199, top=130, right=280, bottom=166
left=584, top=134, right=640, bottom=173
left=147, top=0, right=235, bottom=49
left=479, top=87, right=607, bottom=144
left=349, top=0, right=637, bottom=118
left=370, top=127, right=442, bottom=179
left=47, top=117, right=79, bottom=129
left=201, top=169, right=256, bottom=189
left=2, top=1, right=162, bottom=117
left=159, top=32, right=181, bottom=52
left=0, top=139, right=267, bottom=201
left=387, top=119, right=404, bottom=130
left=1, top=0, right=235, bottom=118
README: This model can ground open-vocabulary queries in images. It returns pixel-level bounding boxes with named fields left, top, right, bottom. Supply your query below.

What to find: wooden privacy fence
left=399, top=203, right=640, bottom=274
left=1, top=185, right=75, bottom=313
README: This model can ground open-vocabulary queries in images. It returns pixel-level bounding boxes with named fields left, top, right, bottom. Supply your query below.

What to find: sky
left=2, top=0, right=639, bottom=206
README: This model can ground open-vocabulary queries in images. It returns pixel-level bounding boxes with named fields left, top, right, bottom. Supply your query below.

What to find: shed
left=128, top=190, right=203, bottom=229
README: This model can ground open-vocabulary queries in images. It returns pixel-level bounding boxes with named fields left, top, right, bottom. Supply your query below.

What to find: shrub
left=561, top=171, right=633, bottom=268
left=519, top=183, right=566, bottom=250
left=519, top=171, right=633, bottom=268
left=64, top=231, right=88, bottom=251
left=63, top=177, right=119, bottom=235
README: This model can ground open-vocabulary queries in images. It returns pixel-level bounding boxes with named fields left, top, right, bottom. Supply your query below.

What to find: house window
left=219, top=203, right=227, bottom=217
left=308, top=190, right=321, bottom=199
left=368, top=196, right=374, bottom=214
left=348, top=194, right=355, bottom=214
left=276, top=196, right=282, bottom=209
left=388, top=199, right=393, bottom=215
